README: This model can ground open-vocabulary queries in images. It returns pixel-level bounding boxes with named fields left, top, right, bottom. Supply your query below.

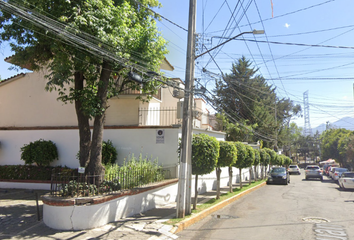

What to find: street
left=177, top=170, right=354, bottom=240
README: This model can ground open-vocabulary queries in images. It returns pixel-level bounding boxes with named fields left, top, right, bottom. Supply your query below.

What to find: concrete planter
left=41, top=179, right=178, bottom=230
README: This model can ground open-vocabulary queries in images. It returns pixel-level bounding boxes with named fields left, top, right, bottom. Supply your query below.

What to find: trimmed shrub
left=0, top=165, right=74, bottom=181
left=102, top=140, right=118, bottom=165
left=20, top=139, right=58, bottom=166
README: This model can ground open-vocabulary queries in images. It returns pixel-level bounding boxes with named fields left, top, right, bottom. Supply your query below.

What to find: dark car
left=267, top=167, right=290, bottom=185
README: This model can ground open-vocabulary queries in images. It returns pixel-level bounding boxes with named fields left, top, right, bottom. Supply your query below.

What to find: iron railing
left=50, top=167, right=165, bottom=197
left=139, top=107, right=181, bottom=126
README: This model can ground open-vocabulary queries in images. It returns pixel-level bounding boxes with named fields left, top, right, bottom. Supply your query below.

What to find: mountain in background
left=312, top=117, right=354, bottom=135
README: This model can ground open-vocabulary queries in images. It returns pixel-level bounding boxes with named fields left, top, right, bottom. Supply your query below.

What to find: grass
left=165, top=179, right=266, bottom=225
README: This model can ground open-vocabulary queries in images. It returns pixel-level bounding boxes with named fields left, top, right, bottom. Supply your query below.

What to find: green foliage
left=102, top=140, right=118, bottom=165
left=283, top=156, right=292, bottom=166
left=192, top=134, right=220, bottom=176
left=244, top=145, right=255, bottom=168
left=264, top=148, right=277, bottom=165
left=0, top=165, right=73, bottom=181
left=217, top=141, right=237, bottom=167
left=105, top=154, right=164, bottom=188
left=254, top=148, right=260, bottom=166
left=59, top=154, right=163, bottom=197
left=259, top=149, right=270, bottom=166
left=321, top=128, right=352, bottom=165
left=0, top=0, right=168, bottom=174
left=20, top=139, right=58, bottom=166
left=233, top=142, right=248, bottom=169
left=213, top=56, right=301, bottom=148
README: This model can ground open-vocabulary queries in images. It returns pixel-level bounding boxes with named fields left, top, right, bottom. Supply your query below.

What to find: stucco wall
left=0, top=71, right=77, bottom=127
left=0, top=128, right=181, bottom=175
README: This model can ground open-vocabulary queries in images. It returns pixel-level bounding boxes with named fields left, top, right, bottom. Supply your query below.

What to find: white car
left=332, top=168, right=349, bottom=181
left=338, top=172, right=354, bottom=189
left=288, top=165, right=300, bottom=175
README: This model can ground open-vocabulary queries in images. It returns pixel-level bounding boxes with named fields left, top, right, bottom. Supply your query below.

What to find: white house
left=0, top=58, right=225, bottom=179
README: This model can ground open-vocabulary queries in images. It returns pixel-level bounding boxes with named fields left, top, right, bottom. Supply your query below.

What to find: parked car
left=332, top=168, right=349, bottom=181
left=325, top=164, right=340, bottom=176
left=267, top=167, right=290, bottom=185
left=329, top=167, right=342, bottom=179
left=338, top=172, right=354, bottom=189
left=305, top=165, right=323, bottom=181
left=288, top=165, right=301, bottom=175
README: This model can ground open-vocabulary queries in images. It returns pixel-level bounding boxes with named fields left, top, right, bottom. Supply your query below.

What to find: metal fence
left=50, top=167, right=165, bottom=197
left=139, top=107, right=181, bottom=126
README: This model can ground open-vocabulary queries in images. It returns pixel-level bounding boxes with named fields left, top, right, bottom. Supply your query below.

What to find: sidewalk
left=0, top=181, right=265, bottom=239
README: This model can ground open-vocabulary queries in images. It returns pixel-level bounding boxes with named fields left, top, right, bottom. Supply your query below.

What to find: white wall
left=0, top=129, right=79, bottom=168
left=0, top=128, right=181, bottom=176
left=43, top=181, right=178, bottom=230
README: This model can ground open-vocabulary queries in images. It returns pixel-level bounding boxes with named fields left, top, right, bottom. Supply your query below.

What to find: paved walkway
left=0, top=181, right=262, bottom=239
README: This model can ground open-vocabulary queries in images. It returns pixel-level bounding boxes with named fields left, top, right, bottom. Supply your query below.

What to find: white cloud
left=285, top=23, right=290, bottom=28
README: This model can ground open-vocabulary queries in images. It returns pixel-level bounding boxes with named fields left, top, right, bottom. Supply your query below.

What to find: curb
left=171, top=181, right=266, bottom=234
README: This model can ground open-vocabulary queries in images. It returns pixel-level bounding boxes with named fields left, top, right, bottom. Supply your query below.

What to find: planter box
left=42, top=179, right=178, bottom=230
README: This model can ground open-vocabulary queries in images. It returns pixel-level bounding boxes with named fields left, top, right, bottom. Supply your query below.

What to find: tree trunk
left=254, top=165, right=257, bottom=181
left=216, top=167, right=221, bottom=199
left=249, top=168, right=252, bottom=185
left=86, top=60, right=112, bottom=179
left=228, top=166, right=233, bottom=193
left=193, top=174, right=198, bottom=210
left=239, top=168, right=243, bottom=189
left=74, top=72, right=91, bottom=168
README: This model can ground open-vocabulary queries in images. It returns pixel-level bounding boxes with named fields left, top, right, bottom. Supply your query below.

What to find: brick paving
left=0, top=188, right=178, bottom=240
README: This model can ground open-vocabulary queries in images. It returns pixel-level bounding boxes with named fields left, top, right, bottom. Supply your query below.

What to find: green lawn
left=165, top=179, right=266, bottom=225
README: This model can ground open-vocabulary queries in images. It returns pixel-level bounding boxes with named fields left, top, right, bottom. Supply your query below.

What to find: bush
left=0, top=165, right=74, bottom=181
left=20, top=139, right=58, bottom=166
left=102, top=140, right=118, bottom=165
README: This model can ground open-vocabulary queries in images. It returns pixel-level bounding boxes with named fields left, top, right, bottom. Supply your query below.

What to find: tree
left=245, top=145, right=255, bottom=185
left=264, top=148, right=276, bottom=171
left=192, top=134, right=219, bottom=209
left=321, top=128, right=352, bottom=165
left=259, top=148, right=270, bottom=178
left=214, top=56, right=301, bottom=149
left=0, top=0, right=167, bottom=176
left=253, top=148, right=260, bottom=180
left=233, top=142, right=248, bottom=189
left=216, top=141, right=237, bottom=197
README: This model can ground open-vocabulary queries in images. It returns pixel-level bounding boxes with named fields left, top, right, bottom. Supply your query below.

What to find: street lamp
left=177, top=26, right=264, bottom=218
left=195, top=29, right=265, bottom=59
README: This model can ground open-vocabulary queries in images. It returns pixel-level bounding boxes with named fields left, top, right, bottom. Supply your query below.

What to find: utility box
left=177, top=101, right=183, bottom=119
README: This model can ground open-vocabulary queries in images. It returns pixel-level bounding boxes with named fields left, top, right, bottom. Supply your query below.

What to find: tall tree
left=0, top=0, right=167, bottom=176
left=214, top=56, right=301, bottom=149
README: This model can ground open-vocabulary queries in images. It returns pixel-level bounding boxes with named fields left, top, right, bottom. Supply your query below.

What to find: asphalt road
left=177, top=170, right=354, bottom=240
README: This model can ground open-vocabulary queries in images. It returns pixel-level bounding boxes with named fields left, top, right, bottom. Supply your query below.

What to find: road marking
left=314, top=223, right=348, bottom=240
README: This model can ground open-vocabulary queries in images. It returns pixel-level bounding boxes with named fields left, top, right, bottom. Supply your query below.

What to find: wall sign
left=156, top=129, right=165, bottom=144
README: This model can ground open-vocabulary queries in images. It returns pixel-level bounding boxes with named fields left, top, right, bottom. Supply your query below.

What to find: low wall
left=42, top=179, right=178, bottom=230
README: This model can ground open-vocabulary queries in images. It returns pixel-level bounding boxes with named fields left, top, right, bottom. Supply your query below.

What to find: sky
left=1, top=0, right=354, bottom=131
left=150, top=0, right=354, bottom=131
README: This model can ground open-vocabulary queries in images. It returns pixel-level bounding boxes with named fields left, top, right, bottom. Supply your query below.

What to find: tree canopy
left=0, top=0, right=167, bottom=175
left=213, top=56, right=301, bottom=149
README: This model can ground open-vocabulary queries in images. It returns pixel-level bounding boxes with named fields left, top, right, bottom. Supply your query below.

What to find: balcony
left=138, top=107, right=213, bottom=129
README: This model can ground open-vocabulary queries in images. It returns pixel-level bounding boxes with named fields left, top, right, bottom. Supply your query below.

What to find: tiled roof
left=0, top=73, right=26, bottom=86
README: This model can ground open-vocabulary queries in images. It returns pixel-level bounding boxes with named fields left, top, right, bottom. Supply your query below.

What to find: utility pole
left=177, top=0, right=196, bottom=218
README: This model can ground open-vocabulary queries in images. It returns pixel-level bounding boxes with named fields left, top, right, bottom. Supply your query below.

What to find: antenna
left=303, top=91, right=312, bottom=136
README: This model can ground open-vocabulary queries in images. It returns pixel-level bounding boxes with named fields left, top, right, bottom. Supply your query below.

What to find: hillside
left=312, top=117, right=354, bottom=134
